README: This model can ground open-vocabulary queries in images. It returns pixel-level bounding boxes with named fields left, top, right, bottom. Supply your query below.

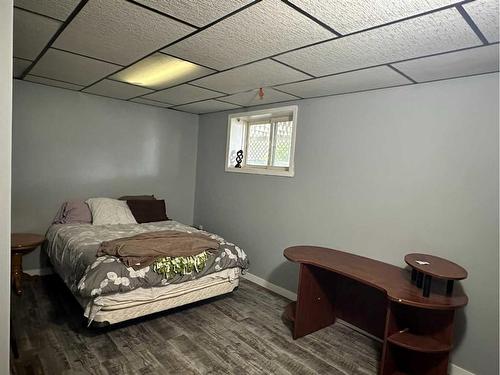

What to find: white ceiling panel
left=13, top=8, right=61, bottom=60
left=275, top=8, right=482, bottom=77
left=111, top=53, right=214, bottom=90
left=83, top=79, right=154, bottom=99
left=143, top=84, right=223, bottom=105
left=221, top=88, right=298, bottom=106
left=131, top=98, right=173, bottom=108
left=24, top=75, right=83, bottom=90
left=14, top=0, right=80, bottom=21
left=162, top=0, right=334, bottom=70
left=192, top=59, right=310, bottom=94
left=393, top=44, right=499, bottom=82
left=30, top=48, right=122, bottom=86
left=13, top=58, right=31, bottom=78
left=53, top=0, right=195, bottom=65
left=288, top=0, right=458, bottom=35
left=175, top=100, right=241, bottom=114
left=463, top=0, right=499, bottom=43
left=276, top=66, right=412, bottom=98
left=134, top=0, right=253, bottom=27
left=14, top=0, right=497, bottom=104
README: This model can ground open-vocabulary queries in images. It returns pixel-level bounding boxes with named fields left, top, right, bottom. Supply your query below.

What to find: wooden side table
left=11, top=233, right=45, bottom=295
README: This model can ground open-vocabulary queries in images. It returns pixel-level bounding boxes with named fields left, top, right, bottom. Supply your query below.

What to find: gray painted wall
left=1, top=1, right=13, bottom=372
left=12, top=80, right=199, bottom=271
left=194, top=74, right=499, bottom=375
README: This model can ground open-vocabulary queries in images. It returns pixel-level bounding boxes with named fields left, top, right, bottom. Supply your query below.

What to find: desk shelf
left=387, top=331, right=451, bottom=353
left=381, top=301, right=454, bottom=375
left=382, top=344, right=450, bottom=375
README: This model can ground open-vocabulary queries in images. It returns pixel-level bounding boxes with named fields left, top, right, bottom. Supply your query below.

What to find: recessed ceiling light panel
left=111, top=53, right=214, bottom=90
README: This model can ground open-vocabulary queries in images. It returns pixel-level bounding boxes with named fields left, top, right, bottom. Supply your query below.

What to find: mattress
left=83, top=268, right=240, bottom=324
left=45, top=221, right=248, bottom=299
left=44, top=221, right=249, bottom=325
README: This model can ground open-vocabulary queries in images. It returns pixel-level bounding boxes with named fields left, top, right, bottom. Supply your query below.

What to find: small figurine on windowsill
left=235, top=150, right=243, bottom=168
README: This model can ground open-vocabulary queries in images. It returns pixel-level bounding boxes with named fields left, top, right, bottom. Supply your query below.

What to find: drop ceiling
left=12, top=0, right=500, bottom=114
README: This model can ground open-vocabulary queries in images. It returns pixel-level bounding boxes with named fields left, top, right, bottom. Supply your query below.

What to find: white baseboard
left=24, top=267, right=53, bottom=276
left=450, top=364, right=475, bottom=375
left=242, top=271, right=475, bottom=375
left=242, top=271, right=297, bottom=301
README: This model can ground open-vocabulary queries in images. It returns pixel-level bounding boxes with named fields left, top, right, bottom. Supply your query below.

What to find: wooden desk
left=283, top=246, right=468, bottom=375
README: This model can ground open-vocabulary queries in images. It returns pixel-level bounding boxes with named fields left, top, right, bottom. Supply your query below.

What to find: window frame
left=225, top=105, right=298, bottom=177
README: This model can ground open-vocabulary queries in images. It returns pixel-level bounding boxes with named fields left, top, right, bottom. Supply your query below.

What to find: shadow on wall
left=454, top=308, right=467, bottom=352
left=268, top=261, right=300, bottom=295
left=33, top=247, right=50, bottom=271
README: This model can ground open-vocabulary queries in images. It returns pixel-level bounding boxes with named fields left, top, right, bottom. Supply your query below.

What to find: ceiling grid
left=11, top=0, right=499, bottom=114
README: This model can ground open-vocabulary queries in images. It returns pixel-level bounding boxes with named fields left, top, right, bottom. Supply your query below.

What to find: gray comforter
left=44, top=221, right=249, bottom=298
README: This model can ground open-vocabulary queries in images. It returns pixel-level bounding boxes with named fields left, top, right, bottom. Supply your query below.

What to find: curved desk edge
left=284, top=246, right=468, bottom=310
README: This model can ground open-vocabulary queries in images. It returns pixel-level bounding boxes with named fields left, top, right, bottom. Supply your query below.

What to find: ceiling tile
left=30, top=48, right=122, bottom=86
left=24, top=75, right=83, bottom=90
left=53, top=0, right=195, bottom=65
left=393, top=44, right=499, bottom=82
left=14, top=8, right=61, bottom=60
left=14, top=0, right=80, bottom=21
left=192, top=59, right=310, bottom=94
left=175, top=100, right=241, bottom=114
left=162, top=0, right=334, bottom=70
left=83, top=79, right=155, bottom=100
left=463, top=0, right=499, bottom=43
left=275, top=8, right=482, bottom=77
left=13, top=58, right=32, bottom=78
left=111, top=53, right=214, bottom=90
left=131, top=98, right=173, bottom=108
left=221, top=88, right=298, bottom=106
left=276, top=66, right=412, bottom=98
left=134, top=0, right=254, bottom=27
left=288, top=0, right=457, bottom=35
left=142, top=84, right=223, bottom=105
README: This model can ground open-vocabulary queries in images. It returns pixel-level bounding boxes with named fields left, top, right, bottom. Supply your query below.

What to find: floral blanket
left=44, top=221, right=249, bottom=298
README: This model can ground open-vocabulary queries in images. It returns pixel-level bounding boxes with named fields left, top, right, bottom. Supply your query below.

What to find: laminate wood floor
left=10, top=275, right=380, bottom=375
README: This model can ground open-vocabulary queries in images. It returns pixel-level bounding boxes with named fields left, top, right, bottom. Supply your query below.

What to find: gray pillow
left=53, top=201, right=92, bottom=224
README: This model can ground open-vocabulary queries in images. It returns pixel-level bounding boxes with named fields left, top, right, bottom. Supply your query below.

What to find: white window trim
left=225, top=105, right=298, bottom=177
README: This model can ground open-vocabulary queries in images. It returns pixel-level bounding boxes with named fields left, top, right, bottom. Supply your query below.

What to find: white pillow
left=86, top=198, right=137, bottom=225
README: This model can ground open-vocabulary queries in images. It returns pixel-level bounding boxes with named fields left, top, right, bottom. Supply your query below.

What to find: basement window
left=226, top=105, right=297, bottom=177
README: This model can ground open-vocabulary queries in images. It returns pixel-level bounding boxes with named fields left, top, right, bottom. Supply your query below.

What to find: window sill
left=225, top=166, right=294, bottom=177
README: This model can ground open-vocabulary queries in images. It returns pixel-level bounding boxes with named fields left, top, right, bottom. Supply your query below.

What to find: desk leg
left=10, top=320, right=19, bottom=359
left=411, top=268, right=417, bottom=282
left=11, top=253, right=23, bottom=295
left=446, top=280, right=454, bottom=295
left=293, top=264, right=335, bottom=339
left=423, top=275, right=432, bottom=297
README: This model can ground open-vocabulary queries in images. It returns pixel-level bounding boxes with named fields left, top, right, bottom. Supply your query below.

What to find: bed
left=44, top=220, right=249, bottom=326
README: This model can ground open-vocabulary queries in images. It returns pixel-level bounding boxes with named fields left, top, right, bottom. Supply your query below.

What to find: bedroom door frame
left=0, top=1, right=13, bottom=373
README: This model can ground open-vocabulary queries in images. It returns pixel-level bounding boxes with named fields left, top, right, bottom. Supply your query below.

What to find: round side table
left=11, top=233, right=45, bottom=295
left=405, top=253, right=467, bottom=297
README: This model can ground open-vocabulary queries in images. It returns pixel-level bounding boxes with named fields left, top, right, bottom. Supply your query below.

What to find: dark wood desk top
left=11, top=233, right=45, bottom=252
left=405, top=253, right=467, bottom=280
left=284, top=246, right=468, bottom=310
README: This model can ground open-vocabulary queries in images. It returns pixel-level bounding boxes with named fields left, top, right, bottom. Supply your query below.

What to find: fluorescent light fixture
left=111, top=53, right=214, bottom=90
